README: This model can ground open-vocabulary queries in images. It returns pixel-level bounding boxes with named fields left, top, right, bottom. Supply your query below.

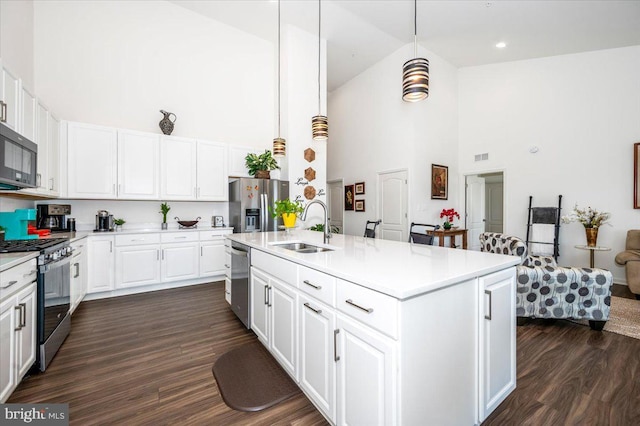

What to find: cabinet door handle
left=485, top=289, right=492, bottom=320
left=0, top=101, right=6, bottom=122
left=345, top=299, right=374, bottom=314
left=303, top=280, right=322, bottom=290
left=304, top=302, right=322, bottom=315
left=131, top=238, right=145, bottom=242
left=113, top=184, right=116, bottom=195
left=334, top=329, right=340, bottom=362
left=267, top=286, right=272, bottom=307
left=264, top=284, right=269, bottom=305
left=19, top=303, right=26, bottom=328
left=175, top=236, right=187, bottom=240
left=224, top=264, right=230, bottom=268
left=14, top=305, right=22, bottom=330
left=118, top=184, right=121, bottom=195
left=23, top=269, right=37, bottom=278
left=74, top=262, right=80, bottom=278
left=49, top=178, right=54, bottom=191
left=6, top=280, right=18, bottom=287
left=200, top=246, right=203, bottom=256
left=36, top=173, right=41, bottom=187
left=110, top=241, right=113, bottom=252
left=197, top=187, right=201, bottom=197
left=162, top=249, right=165, bottom=260
left=157, top=250, right=160, bottom=261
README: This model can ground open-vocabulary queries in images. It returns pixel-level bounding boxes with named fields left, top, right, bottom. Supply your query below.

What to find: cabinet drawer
left=115, top=233, right=161, bottom=246
left=251, top=249, right=296, bottom=285
left=1, top=258, right=38, bottom=293
left=161, top=232, right=199, bottom=243
left=200, top=230, right=231, bottom=241
left=298, top=265, right=336, bottom=307
left=336, top=279, right=398, bottom=339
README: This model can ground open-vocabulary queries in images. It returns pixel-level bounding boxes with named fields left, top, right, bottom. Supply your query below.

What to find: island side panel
left=398, top=278, right=479, bottom=425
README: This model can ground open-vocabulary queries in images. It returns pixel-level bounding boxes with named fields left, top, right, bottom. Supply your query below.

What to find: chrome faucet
left=302, top=200, right=331, bottom=244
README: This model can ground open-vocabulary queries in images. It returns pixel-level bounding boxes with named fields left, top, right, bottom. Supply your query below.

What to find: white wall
left=0, top=0, right=35, bottom=90
left=282, top=25, right=327, bottom=228
left=459, top=46, right=640, bottom=283
left=32, top=0, right=273, bottom=147
left=328, top=43, right=459, bottom=237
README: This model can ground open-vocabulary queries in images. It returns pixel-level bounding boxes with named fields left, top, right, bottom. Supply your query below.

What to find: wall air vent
left=474, top=153, right=489, bottom=162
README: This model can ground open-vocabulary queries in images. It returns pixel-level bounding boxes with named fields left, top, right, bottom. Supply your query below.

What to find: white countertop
left=227, top=230, right=520, bottom=300
left=0, top=252, right=39, bottom=272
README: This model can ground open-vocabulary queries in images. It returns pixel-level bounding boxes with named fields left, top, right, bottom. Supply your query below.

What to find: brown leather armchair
left=615, top=230, right=640, bottom=299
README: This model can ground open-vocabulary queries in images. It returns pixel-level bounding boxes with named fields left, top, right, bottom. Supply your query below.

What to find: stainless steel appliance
left=37, top=204, right=72, bottom=232
left=0, top=122, right=37, bottom=190
left=230, top=241, right=250, bottom=328
left=0, top=237, right=72, bottom=371
left=228, top=178, right=289, bottom=233
left=95, top=210, right=114, bottom=232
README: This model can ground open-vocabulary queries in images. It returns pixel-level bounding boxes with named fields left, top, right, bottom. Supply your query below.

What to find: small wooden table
left=427, top=228, right=468, bottom=249
left=574, top=245, right=611, bottom=268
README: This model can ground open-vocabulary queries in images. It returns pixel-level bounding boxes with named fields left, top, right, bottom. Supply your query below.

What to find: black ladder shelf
left=525, top=195, right=562, bottom=261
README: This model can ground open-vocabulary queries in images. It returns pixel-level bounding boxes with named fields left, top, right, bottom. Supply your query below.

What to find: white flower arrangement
left=561, top=204, right=611, bottom=229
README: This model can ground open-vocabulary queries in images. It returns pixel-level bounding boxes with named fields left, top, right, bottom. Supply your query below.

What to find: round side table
left=574, top=245, right=611, bottom=268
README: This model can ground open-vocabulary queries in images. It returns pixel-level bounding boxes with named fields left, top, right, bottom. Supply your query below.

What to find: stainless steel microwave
left=0, top=122, right=37, bottom=190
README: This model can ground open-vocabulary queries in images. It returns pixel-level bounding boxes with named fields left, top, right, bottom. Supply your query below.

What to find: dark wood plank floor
left=9, top=282, right=640, bottom=425
left=9, top=282, right=328, bottom=425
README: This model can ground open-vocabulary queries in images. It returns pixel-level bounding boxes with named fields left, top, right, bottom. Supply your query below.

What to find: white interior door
left=485, top=182, right=504, bottom=233
left=466, top=176, right=486, bottom=251
left=327, top=180, right=343, bottom=233
left=378, top=170, right=408, bottom=242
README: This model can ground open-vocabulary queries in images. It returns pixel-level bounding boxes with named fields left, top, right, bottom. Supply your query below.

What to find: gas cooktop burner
left=0, top=238, right=69, bottom=253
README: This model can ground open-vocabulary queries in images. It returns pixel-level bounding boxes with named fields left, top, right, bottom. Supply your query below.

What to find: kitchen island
left=227, top=230, right=520, bottom=425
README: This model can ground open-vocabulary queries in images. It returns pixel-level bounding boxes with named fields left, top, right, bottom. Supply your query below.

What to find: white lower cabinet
left=479, top=268, right=517, bottom=422
left=200, top=239, right=226, bottom=277
left=116, top=245, right=161, bottom=288
left=299, top=294, right=336, bottom=423
left=1, top=258, right=37, bottom=403
left=87, top=236, right=115, bottom=294
left=250, top=266, right=298, bottom=378
left=70, top=239, right=88, bottom=314
left=161, top=243, right=199, bottom=282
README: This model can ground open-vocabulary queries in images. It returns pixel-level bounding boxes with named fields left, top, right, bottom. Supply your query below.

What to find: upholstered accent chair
left=480, top=232, right=613, bottom=331
left=615, top=230, right=640, bottom=299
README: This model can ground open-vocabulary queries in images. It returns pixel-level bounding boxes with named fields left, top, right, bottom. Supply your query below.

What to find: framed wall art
left=431, top=164, right=448, bottom=200
left=345, top=184, right=355, bottom=210
left=355, top=200, right=365, bottom=212
left=635, top=142, right=639, bottom=209
left=355, top=182, right=365, bottom=195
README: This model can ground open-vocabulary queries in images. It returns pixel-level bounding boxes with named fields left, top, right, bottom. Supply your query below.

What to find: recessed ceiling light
left=495, top=42, right=507, bottom=49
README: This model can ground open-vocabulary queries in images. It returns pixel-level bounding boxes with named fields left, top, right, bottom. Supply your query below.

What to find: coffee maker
left=95, top=210, right=114, bottom=232
left=37, top=204, right=71, bottom=232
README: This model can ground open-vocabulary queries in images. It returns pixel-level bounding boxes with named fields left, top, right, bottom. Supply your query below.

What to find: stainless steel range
left=0, top=237, right=72, bottom=371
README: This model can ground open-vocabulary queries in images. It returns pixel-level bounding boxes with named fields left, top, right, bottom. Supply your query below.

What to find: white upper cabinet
left=117, top=130, right=160, bottom=199
left=160, top=136, right=197, bottom=200
left=20, top=85, right=36, bottom=141
left=35, top=100, right=49, bottom=193
left=196, top=140, right=227, bottom=201
left=228, top=145, right=261, bottom=178
left=0, top=65, right=20, bottom=131
left=47, top=114, right=60, bottom=195
left=67, top=122, right=118, bottom=199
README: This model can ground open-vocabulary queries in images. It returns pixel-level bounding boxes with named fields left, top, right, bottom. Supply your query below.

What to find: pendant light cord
left=277, top=0, right=281, bottom=137
left=318, top=0, right=321, bottom=114
left=414, top=0, right=417, bottom=57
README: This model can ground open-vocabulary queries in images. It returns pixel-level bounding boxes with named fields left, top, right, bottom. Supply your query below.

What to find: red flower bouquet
left=439, top=208, right=460, bottom=229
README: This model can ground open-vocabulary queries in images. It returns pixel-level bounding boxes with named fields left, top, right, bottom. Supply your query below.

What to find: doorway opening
left=465, top=171, right=504, bottom=251
left=327, top=179, right=344, bottom=234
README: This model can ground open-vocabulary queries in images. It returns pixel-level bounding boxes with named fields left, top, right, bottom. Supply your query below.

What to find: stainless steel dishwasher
left=230, top=241, right=250, bottom=328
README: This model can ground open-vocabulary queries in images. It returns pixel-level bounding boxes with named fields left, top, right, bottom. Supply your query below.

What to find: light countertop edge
left=227, top=230, right=520, bottom=300
left=0, top=252, right=39, bottom=272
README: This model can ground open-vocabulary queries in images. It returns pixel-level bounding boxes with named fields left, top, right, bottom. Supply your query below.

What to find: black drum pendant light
left=273, top=0, right=286, bottom=157
left=402, top=0, right=429, bottom=102
left=311, top=0, right=328, bottom=140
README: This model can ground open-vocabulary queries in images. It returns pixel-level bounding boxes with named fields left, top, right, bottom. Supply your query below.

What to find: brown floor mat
left=212, top=341, right=300, bottom=412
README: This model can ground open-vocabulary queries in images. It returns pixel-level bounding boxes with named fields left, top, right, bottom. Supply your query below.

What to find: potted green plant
left=113, top=218, right=125, bottom=231
left=245, top=150, right=280, bottom=179
left=160, top=202, right=171, bottom=230
left=272, top=198, right=304, bottom=228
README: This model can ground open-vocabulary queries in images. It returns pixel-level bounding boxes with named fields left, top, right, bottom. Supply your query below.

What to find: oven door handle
left=39, top=254, right=72, bottom=273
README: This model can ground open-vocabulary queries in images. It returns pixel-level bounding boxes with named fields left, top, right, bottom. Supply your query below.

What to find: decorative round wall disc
left=304, top=186, right=316, bottom=200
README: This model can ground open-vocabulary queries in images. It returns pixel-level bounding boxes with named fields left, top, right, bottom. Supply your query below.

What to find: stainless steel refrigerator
left=229, top=178, right=289, bottom=233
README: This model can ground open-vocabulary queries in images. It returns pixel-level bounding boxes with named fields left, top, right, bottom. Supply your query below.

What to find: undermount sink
left=271, top=242, right=334, bottom=253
